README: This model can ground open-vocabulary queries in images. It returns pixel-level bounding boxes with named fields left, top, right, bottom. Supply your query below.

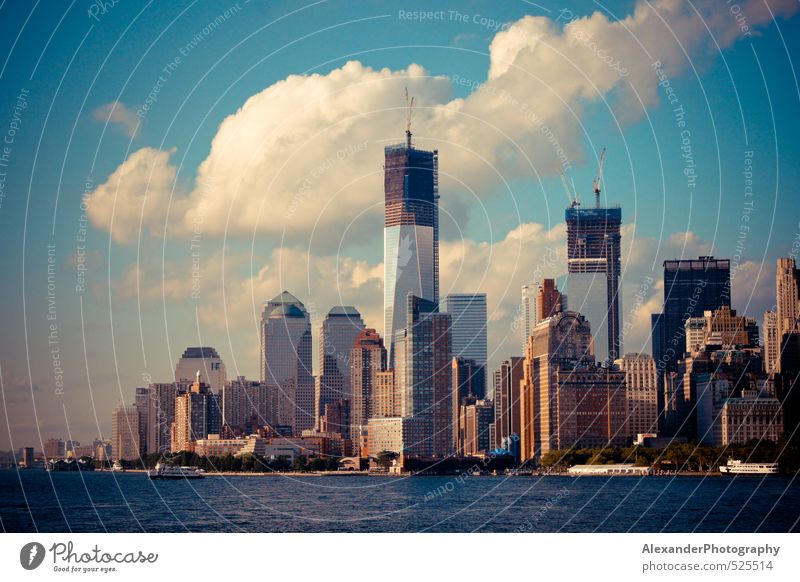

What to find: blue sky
left=1, top=0, right=799, bottom=449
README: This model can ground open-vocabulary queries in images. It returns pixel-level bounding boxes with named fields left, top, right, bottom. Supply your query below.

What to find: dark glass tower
left=565, top=206, right=622, bottom=362
left=384, top=139, right=439, bottom=366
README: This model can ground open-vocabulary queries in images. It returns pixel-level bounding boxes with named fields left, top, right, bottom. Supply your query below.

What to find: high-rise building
left=776, top=258, right=800, bottom=369
left=171, top=373, right=219, bottom=452
left=147, top=380, right=190, bottom=455
left=394, top=294, right=452, bottom=457
left=565, top=205, right=622, bottom=363
left=261, top=291, right=314, bottom=435
left=493, top=356, right=524, bottom=450
left=441, top=293, right=488, bottom=397
left=373, top=370, right=398, bottom=418
left=457, top=398, right=494, bottom=456
left=520, top=311, right=629, bottom=463
left=684, top=306, right=754, bottom=353
left=222, top=376, right=272, bottom=432
left=350, top=329, right=386, bottom=455
left=134, top=386, right=149, bottom=455
left=653, top=257, right=731, bottom=373
left=174, top=347, right=226, bottom=393
left=614, top=354, right=659, bottom=438
left=316, top=306, right=365, bottom=426
left=112, top=405, right=140, bottom=461
left=452, top=357, right=486, bottom=450
left=537, top=279, right=563, bottom=321
left=383, top=133, right=439, bottom=366
left=521, top=282, right=537, bottom=351
left=764, top=310, right=779, bottom=375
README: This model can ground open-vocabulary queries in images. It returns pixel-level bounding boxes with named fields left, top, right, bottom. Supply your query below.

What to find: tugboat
left=148, top=462, right=204, bottom=480
left=719, top=459, right=779, bottom=475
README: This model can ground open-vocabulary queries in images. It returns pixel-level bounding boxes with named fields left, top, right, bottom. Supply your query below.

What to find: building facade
left=441, top=293, right=488, bottom=396
left=565, top=206, right=622, bottom=363
left=350, top=329, right=386, bottom=456
left=493, top=356, right=524, bottom=450
left=316, top=306, right=365, bottom=427
left=174, top=346, right=226, bottom=393
left=260, top=291, right=314, bottom=435
left=383, top=137, right=439, bottom=366
left=614, top=353, right=659, bottom=439
left=112, top=405, right=140, bottom=461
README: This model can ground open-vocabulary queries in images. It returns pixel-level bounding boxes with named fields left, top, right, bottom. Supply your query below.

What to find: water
left=1, top=469, right=798, bottom=532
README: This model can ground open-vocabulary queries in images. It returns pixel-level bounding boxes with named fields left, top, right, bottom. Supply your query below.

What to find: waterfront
left=1, top=469, right=797, bottom=533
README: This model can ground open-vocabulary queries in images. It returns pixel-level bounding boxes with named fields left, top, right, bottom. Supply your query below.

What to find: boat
left=148, top=462, right=205, bottom=480
left=111, top=461, right=125, bottom=472
left=719, top=459, right=779, bottom=475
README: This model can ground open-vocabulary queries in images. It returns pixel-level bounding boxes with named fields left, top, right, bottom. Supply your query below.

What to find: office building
left=261, top=291, right=314, bottom=435
left=452, top=357, right=486, bottom=450
left=174, top=346, right=226, bottom=393
left=316, top=306, right=365, bottom=426
left=147, top=380, right=190, bottom=454
left=350, top=329, right=386, bottom=455
left=520, top=311, right=626, bottom=461
left=134, top=386, right=149, bottom=455
left=684, top=306, right=754, bottom=353
left=493, top=356, right=524, bottom=450
left=383, top=131, right=439, bottom=366
left=373, top=370, right=398, bottom=418
left=171, top=373, right=220, bottom=452
left=394, top=295, right=452, bottom=457
left=565, top=205, right=622, bottom=363
left=222, top=376, right=272, bottom=433
left=776, top=258, right=800, bottom=352
left=614, top=354, right=659, bottom=438
left=112, top=405, right=140, bottom=461
left=457, top=398, right=494, bottom=456
left=764, top=310, right=779, bottom=375
left=441, top=293, right=488, bottom=396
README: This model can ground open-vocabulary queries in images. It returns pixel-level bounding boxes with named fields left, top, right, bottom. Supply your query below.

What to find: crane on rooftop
left=405, top=87, right=414, bottom=148
left=592, top=146, right=606, bottom=208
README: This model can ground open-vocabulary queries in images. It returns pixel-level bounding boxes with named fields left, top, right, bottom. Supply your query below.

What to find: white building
left=175, top=347, right=226, bottom=393
left=614, top=354, right=659, bottom=438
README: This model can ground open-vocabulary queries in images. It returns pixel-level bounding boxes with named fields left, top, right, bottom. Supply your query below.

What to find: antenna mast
left=405, top=87, right=414, bottom=148
left=592, top=147, right=606, bottom=208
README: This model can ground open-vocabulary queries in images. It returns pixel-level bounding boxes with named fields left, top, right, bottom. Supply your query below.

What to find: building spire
left=405, top=87, right=414, bottom=148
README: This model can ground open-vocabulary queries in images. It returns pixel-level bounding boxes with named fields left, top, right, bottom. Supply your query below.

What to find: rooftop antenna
left=405, top=87, right=414, bottom=148
left=592, top=146, right=606, bottom=208
left=558, top=166, right=579, bottom=207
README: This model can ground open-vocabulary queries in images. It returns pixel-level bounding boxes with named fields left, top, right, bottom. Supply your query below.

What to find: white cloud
left=84, top=0, right=798, bottom=246
left=93, top=101, right=140, bottom=138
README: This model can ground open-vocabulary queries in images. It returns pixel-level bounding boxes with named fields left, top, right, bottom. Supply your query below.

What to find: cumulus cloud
left=84, top=0, right=798, bottom=245
left=92, top=101, right=140, bottom=138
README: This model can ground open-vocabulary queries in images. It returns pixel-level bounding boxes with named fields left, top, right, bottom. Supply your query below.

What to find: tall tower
left=776, top=258, right=800, bottom=354
left=260, top=291, right=314, bottom=435
left=350, top=329, right=386, bottom=455
left=315, top=306, right=365, bottom=426
left=441, top=293, right=488, bottom=396
left=565, top=205, right=622, bottom=363
left=174, top=347, right=226, bottom=393
left=383, top=129, right=439, bottom=366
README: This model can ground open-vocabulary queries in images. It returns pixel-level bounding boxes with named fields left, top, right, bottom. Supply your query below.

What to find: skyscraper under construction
left=565, top=205, right=622, bottom=363
left=383, top=127, right=439, bottom=365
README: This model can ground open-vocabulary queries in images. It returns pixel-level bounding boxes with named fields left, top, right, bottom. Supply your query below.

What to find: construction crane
left=405, top=87, right=414, bottom=148
left=592, top=146, right=606, bottom=208
left=558, top=166, right=579, bottom=207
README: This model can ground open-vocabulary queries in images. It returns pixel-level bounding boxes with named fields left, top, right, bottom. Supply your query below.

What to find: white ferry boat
left=148, top=462, right=204, bottom=480
left=111, top=461, right=125, bottom=472
left=719, top=459, right=779, bottom=475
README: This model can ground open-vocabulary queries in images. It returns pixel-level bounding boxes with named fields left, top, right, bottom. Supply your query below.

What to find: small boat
left=111, top=461, right=125, bottom=472
left=719, top=459, right=779, bottom=475
left=148, top=462, right=204, bottom=480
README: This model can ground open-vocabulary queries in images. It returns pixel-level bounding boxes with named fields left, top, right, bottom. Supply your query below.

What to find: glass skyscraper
left=441, top=293, right=488, bottom=397
left=383, top=138, right=439, bottom=366
left=260, top=291, right=314, bottom=435
left=315, top=306, right=365, bottom=426
left=565, top=205, right=622, bottom=363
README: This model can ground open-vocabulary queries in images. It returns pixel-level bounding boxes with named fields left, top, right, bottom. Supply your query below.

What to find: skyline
left=1, top=0, right=800, bottom=450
